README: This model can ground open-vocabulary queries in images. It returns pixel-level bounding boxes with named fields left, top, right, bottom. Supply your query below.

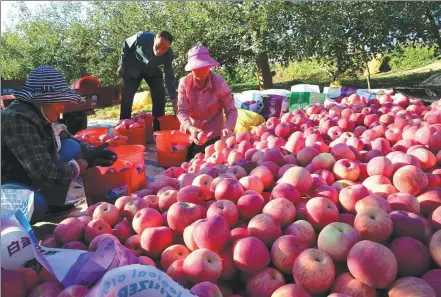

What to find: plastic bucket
left=83, top=160, right=133, bottom=206
left=76, top=127, right=109, bottom=140
left=114, top=127, right=146, bottom=145
left=112, top=145, right=146, bottom=191
left=153, top=130, right=191, bottom=168
left=158, top=115, right=181, bottom=131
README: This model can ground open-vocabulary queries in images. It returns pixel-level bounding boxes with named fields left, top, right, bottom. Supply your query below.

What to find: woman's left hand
left=221, top=128, right=233, bottom=139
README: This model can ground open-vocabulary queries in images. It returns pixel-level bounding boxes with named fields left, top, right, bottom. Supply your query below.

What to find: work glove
left=82, top=143, right=118, bottom=168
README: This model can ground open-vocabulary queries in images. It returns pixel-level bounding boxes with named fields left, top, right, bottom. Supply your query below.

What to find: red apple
left=84, top=219, right=112, bottom=244
left=183, top=248, right=223, bottom=283
left=132, top=207, right=163, bottom=234
left=92, top=202, right=120, bottom=226
left=393, top=165, right=428, bottom=196
left=246, top=267, right=286, bottom=297
left=388, top=277, right=436, bottom=297
left=112, top=218, right=134, bottom=243
left=215, top=178, right=244, bottom=202
left=271, top=235, right=307, bottom=274
left=390, top=236, right=431, bottom=277
left=123, top=197, right=149, bottom=221
left=190, top=282, right=222, bottom=297
left=167, top=202, right=206, bottom=233
left=317, top=222, right=359, bottom=262
left=57, top=285, right=89, bottom=297
left=158, top=189, right=178, bottom=212
left=160, top=244, right=191, bottom=271
left=193, top=215, right=230, bottom=253
left=248, top=213, right=282, bottom=245
left=347, top=240, right=397, bottom=289
left=271, top=284, right=312, bottom=297
left=284, top=220, right=316, bottom=248
left=354, top=206, right=393, bottom=242
left=262, top=198, right=296, bottom=227
left=333, top=159, right=360, bottom=182
left=331, top=272, right=377, bottom=297
left=53, top=217, right=85, bottom=245
left=293, top=248, right=335, bottom=294
left=233, top=236, right=270, bottom=274
left=140, top=226, right=173, bottom=258
left=387, top=192, right=420, bottom=214
left=1, top=269, right=28, bottom=297
left=28, top=281, right=63, bottom=297
left=305, top=197, right=339, bottom=231
left=430, top=229, right=441, bottom=267
left=207, top=200, right=239, bottom=228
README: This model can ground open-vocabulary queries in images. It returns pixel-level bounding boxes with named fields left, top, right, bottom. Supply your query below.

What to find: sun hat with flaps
left=184, top=45, right=220, bottom=71
left=13, top=65, right=81, bottom=104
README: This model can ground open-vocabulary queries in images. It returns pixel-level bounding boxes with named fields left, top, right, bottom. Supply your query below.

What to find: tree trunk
left=365, top=58, right=371, bottom=89
left=255, top=52, right=273, bottom=90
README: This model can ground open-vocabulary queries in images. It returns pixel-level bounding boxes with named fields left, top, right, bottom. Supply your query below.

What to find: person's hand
left=171, top=99, right=178, bottom=115
left=188, top=125, right=202, bottom=145
left=221, top=128, right=233, bottom=139
left=82, top=143, right=118, bottom=168
left=117, top=66, right=126, bottom=77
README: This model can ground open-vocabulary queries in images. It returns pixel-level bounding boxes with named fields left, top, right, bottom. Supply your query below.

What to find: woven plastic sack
left=234, top=109, right=265, bottom=134
left=132, top=91, right=152, bottom=112
left=233, top=91, right=264, bottom=114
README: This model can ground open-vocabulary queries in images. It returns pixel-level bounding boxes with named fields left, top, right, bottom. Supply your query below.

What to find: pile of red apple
left=114, top=112, right=152, bottom=131
left=74, top=133, right=128, bottom=147
left=5, top=93, right=441, bottom=297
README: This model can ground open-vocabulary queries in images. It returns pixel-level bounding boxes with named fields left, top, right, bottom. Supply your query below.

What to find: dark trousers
left=120, top=69, right=165, bottom=131
left=187, top=137, right=221, bottom=161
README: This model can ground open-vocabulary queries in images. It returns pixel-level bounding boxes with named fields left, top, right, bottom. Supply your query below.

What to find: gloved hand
left=82, top=143, right=118, bottom=168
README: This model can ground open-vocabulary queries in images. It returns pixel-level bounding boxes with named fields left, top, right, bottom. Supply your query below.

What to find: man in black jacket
left=118, top=31, right=177, bottom=131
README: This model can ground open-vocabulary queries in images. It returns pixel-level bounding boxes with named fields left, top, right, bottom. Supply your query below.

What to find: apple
left=84, top=219, right=112, bottom=244
left=177, top=185, right=205, bottom=204
left=430, top=229, right=441, bottom=267
left=233, top=236, right=270, bottom=274
left=331, top=272, right=377, bottom=297
left=166, top=260, right=189, bottom=287
left=140, top=226, right=173, bottom=258
left=270, top=182, right=301, bottom=204
left=355, top=194, right=391, bottom=214
left=271, top=284, right=312, bottom=297
left=284, top=220, right=316, bottom=248
left=193, top=215, right=230, bottom=253
left=61, top=241, right=88, bottom=250
left=390, top=236, right=431, bottom=277
left=431, top=206, right=441, bottom=230
left=305, top=197, right=339, bottom=231
left=333, top=159, right=360, bottom=182
left=246, top=267, right=286, bottom=297
left=339, top=184, right=371, bottom=213
left=422, top=269, right=441, bottom=297
left=387, top=192, right=420, bottom=214
left=389, top=210, right=433, bottom=243
left=347, top=240, right=397, bottom=289
left=183, top=248, right=223, bottom=283
left=92, top=202, right=120, bottom=226
left=248, top=213, right=282, bottom=245
left=214, top=178, right=244, bottom=202
left=271, top=235, right=307, bottom=274
left=317, top=222, right=359, bottom=262
left=262, top=198, right=296, bottom=227
left=160, top=244, right=191, bottom=271
left=393, top=165, right=428, bottom=196
left=57, top=285, right=89, bottom=297
left=158, top=189, right=178, bottom=212
left=250, top=166, right=274, bottom=189
left=112, top=218, right=134, bottom=243
left=225, top=165, right=248, bottom=180
left=132, top=207, right=163, bottom=234
left=417, top=187, right=441, bottom=216
left=239, top=175, right=264, bottom=194
left=77, top=216, right=92, bottom=227
left=388, top=277, right=436, bottom=297
left=53, top=217, right=84, bottom=245
left=167, top=202, right=206, bottom=233
left=279, top=166, right=313, bottom=196
left=1, top=269, right=28, bottom=297
left=293, top=248, right=335, bottom=294
left=354, top=206, right=393, bottom=242
left=123, top=198, right=149, bottom=221
left=139, top=256, right=156, bottom=266
left=183, top=219, right=202, bottom=251
left=237, top=192, right=265, bottom=220
left=207, top=200, right=239, bottom=227
left=114, top=196, right=134, bottom=212
left=190, top=282, right=222, bottom=297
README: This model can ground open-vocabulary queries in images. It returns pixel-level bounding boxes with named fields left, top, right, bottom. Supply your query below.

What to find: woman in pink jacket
left=177, top=45, right=238, bottom=161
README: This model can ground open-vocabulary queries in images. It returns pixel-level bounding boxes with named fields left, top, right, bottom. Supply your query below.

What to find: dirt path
left=373, top=61, right=441, bottom=78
